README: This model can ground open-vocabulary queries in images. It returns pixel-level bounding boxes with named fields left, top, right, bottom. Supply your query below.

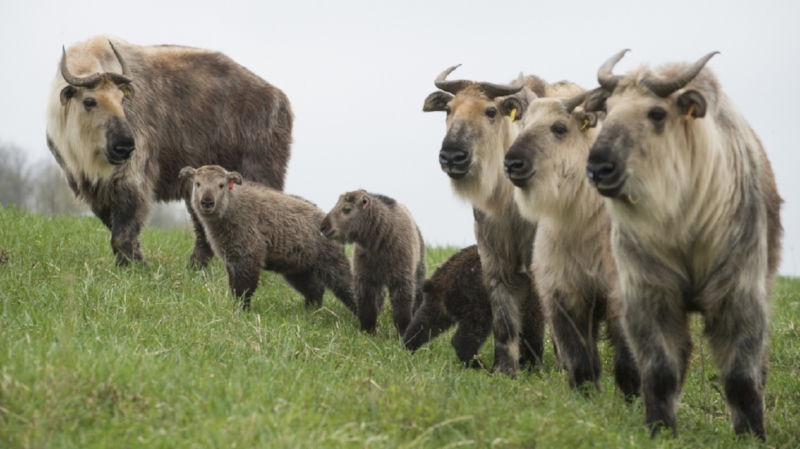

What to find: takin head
left=319, top=190, right=375, bottom=242
left=180, top=165, right=243, bottom=219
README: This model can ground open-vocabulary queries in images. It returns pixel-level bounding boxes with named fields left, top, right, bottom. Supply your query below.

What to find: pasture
left=1, top=206, right=798, bottom=448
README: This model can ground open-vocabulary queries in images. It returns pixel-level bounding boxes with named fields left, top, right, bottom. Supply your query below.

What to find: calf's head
left=584, top=50, right=718, bottom=203
left=180, top=165, right=243, bottom=219
left=320, top=190, right=371, bottom=242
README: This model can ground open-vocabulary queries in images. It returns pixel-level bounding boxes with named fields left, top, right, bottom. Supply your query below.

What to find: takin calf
left=403, top=246, right=492, bottom=368
left=180, top=165, right=356, bottom=312
left=504, top=90, right=640, bottom=397
left=320, top=190, right=426, bottom=336
left=584, top=50, right=782, bottom=439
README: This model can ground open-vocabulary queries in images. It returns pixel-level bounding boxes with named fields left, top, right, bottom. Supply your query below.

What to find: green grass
left=1, top=206, right=798, bottom=448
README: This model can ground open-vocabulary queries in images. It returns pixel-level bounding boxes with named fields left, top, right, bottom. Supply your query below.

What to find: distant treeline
left=0, top=142, right=189, bottom=229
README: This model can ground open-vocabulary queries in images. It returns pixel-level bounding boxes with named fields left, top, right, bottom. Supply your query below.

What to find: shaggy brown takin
left=179, top=165, right=356, bottom=312
left=46, top=36, right=292, bottom=266
left=503, top=90, right=640, bottom=397
left=320, top=190, right=426, bottom=336
left=584, top=50, right=782, bottom=439
left=403, top=246, right=493, bottom=368
left=423, top=65, right=583, bottom=377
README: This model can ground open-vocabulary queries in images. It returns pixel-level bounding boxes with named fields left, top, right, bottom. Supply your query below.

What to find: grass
left=0, top=206, right=798, bottom=448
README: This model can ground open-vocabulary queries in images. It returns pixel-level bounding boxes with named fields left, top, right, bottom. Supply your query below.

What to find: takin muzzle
left=586, top=123, right=633, bottom=198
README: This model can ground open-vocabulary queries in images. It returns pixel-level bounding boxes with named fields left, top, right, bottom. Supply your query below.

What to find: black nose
left=586, top=162, right=618, bottom=183
left=112, top=139, right=135, bottom=159
left=504, top=158, right=526, bottom=176
left=200, top=199, right=215, bottom=209
left=319, top=223, right=328, bottom=233
left=439, top=149, right=468, bottom=167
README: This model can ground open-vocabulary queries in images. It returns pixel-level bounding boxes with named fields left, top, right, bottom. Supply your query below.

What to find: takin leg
left=624, top=288, right=692, bottom=438
left=452, top=313, right=492, bottom=369
left=607, top=310, right=641, bottom=399
left=517, top=273, right=546, bottom=370
left=109, top=184, right=149, bottom=266
left=355, top=279, right=384, bottom=336
left=485, top=275, right=522, bottom=378
left=185, top=201, right=215, bottom=269
left=403, top=301, right=453, bottom=352
left=318, top=247, right=358, bottom=314
left=547, top=291, right=603, bottom=393
left=704, top=293, right=769, bottom=440
left=388, top=278, right=415, bottom=337
left=225, top=256, right=262, bottom=311
left=283, top=270, right=326, bottom=309
left=412, top=256, right=426, bottom=314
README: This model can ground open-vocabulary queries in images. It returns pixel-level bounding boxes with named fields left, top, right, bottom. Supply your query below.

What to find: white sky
left=2, top=0, right=799, bottom=276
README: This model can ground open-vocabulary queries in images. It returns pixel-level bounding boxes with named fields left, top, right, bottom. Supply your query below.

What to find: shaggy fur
left=504, top=93, right=640, bottom=397
left=320, top=190, right=426, bottom=336
left=423, top=72, right=583, bottom=377
left=403, top=246, right=492, bottom=368
left=180, top=165, right=355, bottom=312
left=46, top=36, right=292, bottom=266
left=585, top=55, right=782, bottom=439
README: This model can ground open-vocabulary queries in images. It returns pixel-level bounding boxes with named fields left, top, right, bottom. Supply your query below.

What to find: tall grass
left=1, top=206, right=798, bottom=448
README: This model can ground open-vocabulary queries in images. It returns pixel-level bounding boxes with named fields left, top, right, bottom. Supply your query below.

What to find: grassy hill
left=1, top=207, right=798, bottom=448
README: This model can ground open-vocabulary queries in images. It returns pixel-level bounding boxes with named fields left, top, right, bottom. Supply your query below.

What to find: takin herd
left=45, top=35, right=783, bottom=440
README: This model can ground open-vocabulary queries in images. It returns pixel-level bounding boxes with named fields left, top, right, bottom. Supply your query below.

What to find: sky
left=1, top=0, right=799, bottom=276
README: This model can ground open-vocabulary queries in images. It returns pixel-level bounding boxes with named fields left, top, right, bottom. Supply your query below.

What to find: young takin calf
left=403, top=246, right=492, bottom=368
left=503, top=90, right=640, bottom=397
left=320, top=190, right=426, bottom=336
left=180, top=165, right=357, bottom=312
left=584, top=51, right=782, bottom=439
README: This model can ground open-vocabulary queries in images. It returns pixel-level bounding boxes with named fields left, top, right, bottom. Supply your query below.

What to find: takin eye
left=551, top=122, right=568, bottom=136
left=647, top=107, right=667, bottom=124
left=343, top=207, right=352, bottom=214
left=219, top=183, right=224, bottom=189
left=83, top=98, right=97, bottom=110
left=195, top=182, right=200, bottom=187
left=485, top=107, right=497, bottom=119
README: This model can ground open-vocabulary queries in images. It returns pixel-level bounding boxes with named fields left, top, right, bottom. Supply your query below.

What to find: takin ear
left=119, top=83, right=135, bottom=99
left=422, top=91, right=453, bottom=112
left=60, top=86, right=77, bottom=106
left=578, top=111, right=600, bottom=130
left=676, top=89, right=707, bottom=119
left=227, top=171, right=243, bottom=185
left=500, top=96, right=524, bottom=123
left=361, top=196, right=369, bottom=210
left=179, top=166, right=196, bottom=180
left=584, top=88, right=611, bottom=113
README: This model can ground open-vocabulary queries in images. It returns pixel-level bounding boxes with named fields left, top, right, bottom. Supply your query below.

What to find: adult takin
left=320, top=190, right=426, bottom=337
left=503, top=89, right=640, bottom=397
left=46, top=36, right=292, bottom=266
left=423, top=65, right=582, bottom=377
left=584, top=50, right=782, bottom=439
left=179, top=165, right=356, bottom=313
left=403, top=246, right=493, bottom=369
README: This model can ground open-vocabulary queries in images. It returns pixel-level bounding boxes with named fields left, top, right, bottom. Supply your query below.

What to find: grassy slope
left=0, top=207, right=798, bottom=449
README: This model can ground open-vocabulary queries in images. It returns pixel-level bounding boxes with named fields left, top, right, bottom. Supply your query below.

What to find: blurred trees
left=0, top=141, right=188, bottom=229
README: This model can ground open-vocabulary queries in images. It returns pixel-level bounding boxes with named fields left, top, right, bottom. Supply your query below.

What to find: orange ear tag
left=228, top=179, right=234, bottom=190
left=685, top=104, right=695, bottom=120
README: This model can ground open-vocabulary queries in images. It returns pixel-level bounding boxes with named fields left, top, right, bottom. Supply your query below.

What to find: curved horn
left=478, top=72, right=525, bottom=99
left=106, top=40, right=133, bottom=85
left=642, top=51, right=719, bottom=98
left=60, top=45, right=102, bottom=88
left=434, top=64, right=472, bottom=95
left=597, top=49, right=630, bottom=92
left=562, top=91, right=589, bottom=114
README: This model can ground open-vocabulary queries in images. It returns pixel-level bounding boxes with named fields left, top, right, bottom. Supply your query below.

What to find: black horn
left=597, top=49, right=630, bottom=93
left=477, top=72, right=525, bottom=99
left=562, top=91, right=589, bottom=114
left=60, top=46, right=102, bottom=88
left=434, top=65, right=473, bottom=95
left=107, top=40, right=133, bottom=85
left=642, top=52, right=719, bottom=98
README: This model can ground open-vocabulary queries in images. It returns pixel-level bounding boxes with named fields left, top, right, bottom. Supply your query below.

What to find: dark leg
left=403, top=301, right=453, bottom=352
left=283, top=271, right=326, bottom=309
left=452, top=316, right=492, bottom=369
left=91, top=203, right=113, bottom=231
left=185, top=201, right=215, bottom=269
left=518, top=274, right=546, bottom=370
left=486, top=278, right=522, bottom=377
left=320, top=248, right=357, bottom=314
left=388, top=279, right=415, bottom=337
left=225, top=257, right=262, bottom=310
left=108, top=185, right=149, bottom=266
left=608, top=311, right=641, bottom=399
left=548, top=292, right=603, bottom=392
left=355, top=280, right=383, bottom=335
left=412, top=255, right=426, bottom=314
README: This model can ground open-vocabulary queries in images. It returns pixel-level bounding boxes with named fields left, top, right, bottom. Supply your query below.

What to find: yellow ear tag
left=581, top=117, right=590, bottom=132
left=122, top=87, right=131, bottom=98
left=510, top=108, right=517, bottom=122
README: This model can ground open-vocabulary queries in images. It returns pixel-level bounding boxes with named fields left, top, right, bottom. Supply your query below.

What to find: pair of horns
left=434, top=65, right=525, bottom=99
left=598, top=49, right=719, bottom=97
left=60, top=40, right=133, bottom=88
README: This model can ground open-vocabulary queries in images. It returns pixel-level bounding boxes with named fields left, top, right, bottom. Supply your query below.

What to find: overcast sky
left=2, top=0, right=799, bottom=276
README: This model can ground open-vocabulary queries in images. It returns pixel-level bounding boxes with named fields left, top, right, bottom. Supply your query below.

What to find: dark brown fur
left=180, top=165, right=355, bottom=312
left=320, top=190, right=426, bottom=336
left=403, top=246, right=492, bottom=368
left=46, top=36, right=292, bottom=266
